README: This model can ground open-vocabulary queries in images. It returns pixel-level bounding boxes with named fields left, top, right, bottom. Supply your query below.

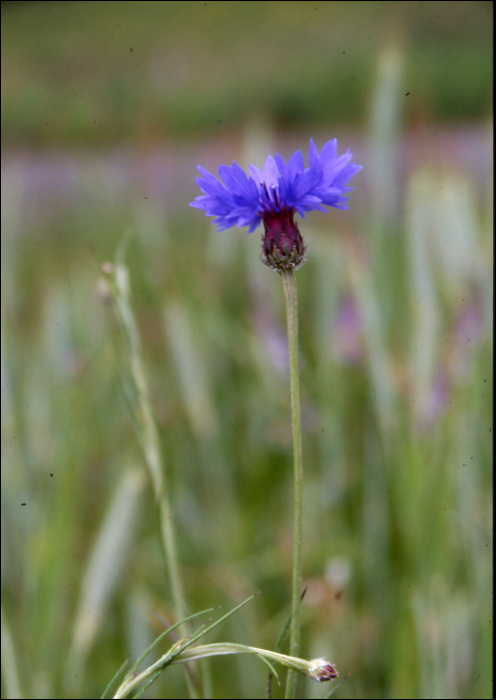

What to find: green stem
left=112, top=263, right=196, bottom=697
left=281, top=270, right=303, bottom=700
left=115, top=265, right=188, bottom=629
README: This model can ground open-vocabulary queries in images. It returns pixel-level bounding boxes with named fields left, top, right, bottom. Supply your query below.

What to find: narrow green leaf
left=258, top=654, right=280, bottom=686
left=100, top=657, right=129, bottom=699
left=127, top=607, right=217, bottom=679
left=131, top=669, right=162, bottom=699
left=113, top=595, right=259, bottom=698
left=183, top=592, right=260, bottom=649
left=267, top=587, right=307, bottom=698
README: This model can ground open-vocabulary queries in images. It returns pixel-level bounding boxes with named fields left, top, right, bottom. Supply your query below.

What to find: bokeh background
left=1, top=2, right=493, bottom=698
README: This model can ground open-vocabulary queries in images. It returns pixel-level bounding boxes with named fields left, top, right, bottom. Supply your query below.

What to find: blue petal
left=261, top=156, right=280, bottom=188
left=191, top=138, right=362, bottom=232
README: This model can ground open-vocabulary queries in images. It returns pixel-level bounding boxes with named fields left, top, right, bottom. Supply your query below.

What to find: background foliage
left=1, top=2, right=493, bottom=699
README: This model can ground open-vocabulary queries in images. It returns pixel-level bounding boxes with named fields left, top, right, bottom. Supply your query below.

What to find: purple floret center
left=262, top=206, right=298, bottom=253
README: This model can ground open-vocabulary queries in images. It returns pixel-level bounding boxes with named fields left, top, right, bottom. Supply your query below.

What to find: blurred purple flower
left=423, top=369, right=451, bottom=427
left=419, top=294, right=484, bottom=431
left=190, top=139, right=362, bottom=271
left=450, top=295, right=484, bottom=380
left=332, top=293, right=365, bottom=365
left=455, top=298, right=483, bottom=348
left=251, top=305, right=289, bottom=375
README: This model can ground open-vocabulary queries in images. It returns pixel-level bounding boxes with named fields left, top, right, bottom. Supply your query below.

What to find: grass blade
left=101, top=658, right=129, bottom=699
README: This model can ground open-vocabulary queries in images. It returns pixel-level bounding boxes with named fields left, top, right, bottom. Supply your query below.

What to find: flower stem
left=281, top=269, right=303, bottom=700
left=114, top=263, right=189, bottom=629
left=111, top=262, right=197, bottom=697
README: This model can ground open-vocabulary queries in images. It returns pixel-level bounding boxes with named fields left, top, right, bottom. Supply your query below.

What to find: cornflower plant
left=191, top=139, right=362, bottom=698
left=103, top=139, right=359, bottom=700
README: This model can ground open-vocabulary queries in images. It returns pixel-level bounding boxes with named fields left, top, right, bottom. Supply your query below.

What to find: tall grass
left=1, top=36, right=492, bottom=700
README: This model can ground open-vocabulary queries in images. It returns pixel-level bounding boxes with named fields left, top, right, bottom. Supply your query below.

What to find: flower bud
left=261, top=207, right=306, bottom=272
left=306, top=658, right=339, bottom=682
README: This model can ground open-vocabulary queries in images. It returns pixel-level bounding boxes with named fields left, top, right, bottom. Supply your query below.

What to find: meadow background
left=1, top=1, right=493, bottom=698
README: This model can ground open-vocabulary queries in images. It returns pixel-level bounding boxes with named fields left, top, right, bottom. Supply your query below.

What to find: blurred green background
left=1, top=1, right=493, bottom=699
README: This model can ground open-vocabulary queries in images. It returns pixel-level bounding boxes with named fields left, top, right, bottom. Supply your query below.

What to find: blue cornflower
left=190, top=138, right=362, bottom=271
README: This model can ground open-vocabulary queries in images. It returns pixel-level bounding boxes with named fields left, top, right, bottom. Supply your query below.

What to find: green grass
left=2, top=141, right=492, bottom=698
left=1, top=2, right=493, bottom=699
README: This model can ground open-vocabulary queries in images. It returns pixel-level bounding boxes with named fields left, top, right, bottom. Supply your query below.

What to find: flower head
left=190, top=139, right=362, bottom=271
left=306, top=658, right=339, bottom=682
